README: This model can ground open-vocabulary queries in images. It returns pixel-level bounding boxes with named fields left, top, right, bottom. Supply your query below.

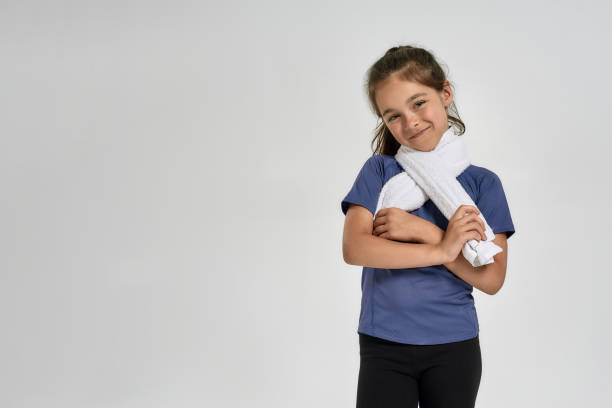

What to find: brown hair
left=365, top=45, right=465, bottom=156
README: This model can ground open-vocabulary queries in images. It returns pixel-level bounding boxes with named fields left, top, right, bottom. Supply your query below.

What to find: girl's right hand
left=437, top=205, right=487, bottom=263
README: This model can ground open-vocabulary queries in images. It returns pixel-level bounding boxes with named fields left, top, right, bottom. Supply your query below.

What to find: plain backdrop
left=2, top=0, right=611, bottom=406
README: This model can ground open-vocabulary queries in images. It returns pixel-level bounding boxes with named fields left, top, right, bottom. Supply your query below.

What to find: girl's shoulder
left=463, top=164, right=507, bottom=199
left=466, top=164, right=497, bottom=177
left=357, top=154, right=403, bottom=184
left=364, top=153, right=393, bottom=166
left=464, top=164, right=501, bottom=182
left=373, top=153, right=406, bottom=181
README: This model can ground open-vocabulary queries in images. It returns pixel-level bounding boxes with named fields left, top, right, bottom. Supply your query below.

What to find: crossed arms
left=342, top=204, right=508, bottom=295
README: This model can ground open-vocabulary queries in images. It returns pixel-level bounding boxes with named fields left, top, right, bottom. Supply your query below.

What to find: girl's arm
left=343, top=204, right=449, bottom=269
left=420, top=222, right=508, bottom=295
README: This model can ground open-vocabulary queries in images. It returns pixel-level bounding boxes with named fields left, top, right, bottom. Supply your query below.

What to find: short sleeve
left=476, top=171, right=516, bottom=239
left=341, top=155, right=385, bottom=217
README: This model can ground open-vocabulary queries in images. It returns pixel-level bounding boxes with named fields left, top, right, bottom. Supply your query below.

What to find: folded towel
left=375, top=126, right=502, bottom=267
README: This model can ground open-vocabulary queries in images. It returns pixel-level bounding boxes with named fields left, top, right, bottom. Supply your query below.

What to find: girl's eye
left=388, top=100, right=427, bottom=121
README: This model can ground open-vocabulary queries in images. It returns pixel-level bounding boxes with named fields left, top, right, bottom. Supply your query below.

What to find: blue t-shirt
left=341, top=154, right=515, bottom=345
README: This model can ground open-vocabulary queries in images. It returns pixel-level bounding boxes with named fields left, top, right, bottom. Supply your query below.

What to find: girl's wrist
left=431, top=242, right=453, bottom=265
left=429, top=226, right=454, bottom=263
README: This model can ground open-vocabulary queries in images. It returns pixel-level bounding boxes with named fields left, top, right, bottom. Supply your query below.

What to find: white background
left=2, top=0, right=611, bottom=406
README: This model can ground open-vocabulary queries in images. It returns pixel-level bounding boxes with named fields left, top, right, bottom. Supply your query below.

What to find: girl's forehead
left=376, top=78, right=434, bottom=106
left=381, top=76, right=430, bottom=92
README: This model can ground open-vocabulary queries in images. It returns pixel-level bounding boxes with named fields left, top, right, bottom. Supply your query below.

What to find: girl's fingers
left=479, top=220, right=486, bottom=238
left=373, top=223, right=388, bottom=235
left=449, top=208, right=486, bottom=240
left=455, top=205, right=479, bottom=220
left=372, top=215, right=386, bottom=227
left=459, top=205, right=480, bottom=216
left=456, top=213, right=480, bottom=226
left=461, top=229, right=482, bottom=243
left=460, top=220, right=486, bottom=241
left=474, top=224, right=486, bottom=240
left=466, top=214, right=487, bottom=240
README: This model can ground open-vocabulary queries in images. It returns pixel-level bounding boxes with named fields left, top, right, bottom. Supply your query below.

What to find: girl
left=341, top=45, right=515, bottom=408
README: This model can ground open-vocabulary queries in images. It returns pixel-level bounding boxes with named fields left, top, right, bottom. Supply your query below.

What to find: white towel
left=374, top=126, right=502, bottom=267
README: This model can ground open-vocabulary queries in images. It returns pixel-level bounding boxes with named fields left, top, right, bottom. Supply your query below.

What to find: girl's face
left=375, top=75, right=453, bottom=152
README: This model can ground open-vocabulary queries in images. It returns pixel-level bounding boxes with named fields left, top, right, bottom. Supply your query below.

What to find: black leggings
left=357, top=333, right=482, bottom=408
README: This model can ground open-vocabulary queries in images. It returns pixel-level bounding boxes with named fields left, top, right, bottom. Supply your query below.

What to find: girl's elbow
left=343, top=233, right=369, bottom=265
left=342, top=242, right=357, bottom=265
left=486, top=278, right=505, bottom=295
left=482, top=263, right=506, bottom=295
left=343, top=249, right=354, bottom=265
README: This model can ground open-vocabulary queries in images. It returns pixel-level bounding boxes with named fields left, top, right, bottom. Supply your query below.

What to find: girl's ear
left=441, top=80, right=453, bottom=108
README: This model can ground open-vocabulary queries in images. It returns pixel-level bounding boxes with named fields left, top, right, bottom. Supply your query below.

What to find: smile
left=410, top=126, right=430, bottom=140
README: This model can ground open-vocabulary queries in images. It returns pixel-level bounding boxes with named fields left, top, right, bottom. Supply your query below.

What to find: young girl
left=341, top=45, right=515, bottom=408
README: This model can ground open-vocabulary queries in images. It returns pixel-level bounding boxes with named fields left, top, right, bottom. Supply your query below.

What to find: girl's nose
left=402, top=114, right=419, bottom=131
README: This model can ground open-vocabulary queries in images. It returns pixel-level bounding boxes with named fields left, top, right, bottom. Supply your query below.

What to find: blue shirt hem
left=357, top=326, right=479, bottom=345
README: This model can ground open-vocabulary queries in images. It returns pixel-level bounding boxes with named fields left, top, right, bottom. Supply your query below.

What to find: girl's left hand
left=372, top=207, right=429, bottom=243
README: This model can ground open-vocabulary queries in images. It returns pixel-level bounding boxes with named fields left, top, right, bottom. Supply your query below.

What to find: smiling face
left=375, top=74, right=453, bottom=151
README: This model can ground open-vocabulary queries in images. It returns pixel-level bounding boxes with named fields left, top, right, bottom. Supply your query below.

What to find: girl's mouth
left=410, top=127, right=429, bottom=140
